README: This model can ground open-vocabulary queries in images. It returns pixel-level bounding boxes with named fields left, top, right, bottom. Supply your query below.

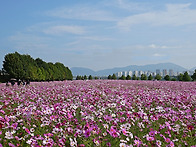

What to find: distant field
left=0, top=80, right=195, bottom=146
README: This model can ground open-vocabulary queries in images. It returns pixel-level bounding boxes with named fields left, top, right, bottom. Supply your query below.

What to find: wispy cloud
left=80, top=36, right=114, bottom=41
left=46, top=5, right=117, bottom=22
left=148, top=44, right=178, bottom=49
left=43, top=25, right=86, bottom=35
left=153, top=53, right=165, bottom=57
left=116, top=0, right=150, bottom=12
left=118, top=3, right=196, bottom=30
left=8, top=32, right=51, bottom=53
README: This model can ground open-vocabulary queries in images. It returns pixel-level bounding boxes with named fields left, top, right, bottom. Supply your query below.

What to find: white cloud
left=149, top=44, right=157, bottom=49
left=117, top=3, right=196, bottom=30
left=153, top=53, right=164, bottom=57
left=46, top=5, right=117, bottom=22
left=116, top=0, right=150, bottom=12
left=148, top=44, right=177, bottom=49
left=80, top=36, right=114, bottom=41
left=43, top=25, right=86, bottom=35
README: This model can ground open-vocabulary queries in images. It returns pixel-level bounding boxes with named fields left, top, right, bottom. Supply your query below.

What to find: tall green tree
left=126, top=75, right=131, bottom=80
left=84, top=75, right=87, bottom=80
left=88, top=75, right=93, bottom=80
left=119, top=75, right=126, bottom=80
left=132, top=74, right=137, bottom=80
left=141, top=74, right=147, bottom=80
left=177, top=73, right=183, bottom=81
left=164, top=75, right=170, bottom=81
left=76, top=75, right=81, bottom=80
left=191, top=70, right=196, bottom=81
left=148, top=74, right=153, bottom=80
left=3, top=52, right=25, bottom=79
left=182, top=71, right=191, bottom=81
left=112, top=74, right=117, bottom=80
left=108, top=75, right=112, bottom=79
left=155, top=74, right=162, bottom=80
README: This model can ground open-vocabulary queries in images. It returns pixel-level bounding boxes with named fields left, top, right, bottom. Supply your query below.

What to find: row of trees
left=76, top=75, right=99, bottom=80
left=108, top=74, right=153, bottom=80
left=75, top=70, right=196, bottom=81
left=1, top=52, right=73, bottom=81
left=107, top=70, right=196, bottom=81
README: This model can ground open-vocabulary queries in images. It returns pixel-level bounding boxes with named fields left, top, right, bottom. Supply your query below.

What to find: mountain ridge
left=71, top=63, right=191, bottom=76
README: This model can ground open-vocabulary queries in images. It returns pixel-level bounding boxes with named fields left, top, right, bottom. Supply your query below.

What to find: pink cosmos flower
left=134, top=140, right=141, bottom=147
left=0, top=110, right=5, bottom=114
left=44, top=133, right=53, bottom=137
left=122, top=129, right=128, bottom=136
left=107, top=126, right=119, bottom=138
left=149, top=130, right=155, bottom=136
left=165, top=138, right=171, bottom=143
left=187, top=125, right=194, bottom=131
left=146, top=136, right=155, bottom=141
left=68, top=112, right=73, bottom=119
left=8, top=143, right=15, bottom=147
left=170, top=141, right=175, bottom=147
left=11, top=123, right=18, bottom=129
left=25, top=128, right=31, bottom=134
left=84, top=129, right=91, bottom=138
left=106, top=142, right=111, bottom=147
left=5, top=115, right=10, bottom=122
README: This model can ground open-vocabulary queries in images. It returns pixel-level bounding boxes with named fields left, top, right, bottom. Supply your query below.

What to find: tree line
left=107, top=71, right=196, bottom=81
left=76, top=75, right=99, bottom=80
left=0, top=52, right=73, bottom=82
left=75, top=70, right=196, bottom=81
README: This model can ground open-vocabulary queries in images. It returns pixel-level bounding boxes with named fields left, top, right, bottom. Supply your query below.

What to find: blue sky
left=1, top=0, right=196, bottom=71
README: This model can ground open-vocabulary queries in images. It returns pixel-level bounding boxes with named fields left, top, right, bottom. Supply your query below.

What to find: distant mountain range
left=71, top=63, right=194, bottom=76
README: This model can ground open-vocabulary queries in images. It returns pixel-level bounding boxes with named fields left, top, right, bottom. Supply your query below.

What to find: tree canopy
left=182, top=71, right=191, bottom=81
left=141, top=74, right=147, bottom=80
left=191, top=70, right=196, bottom=81
left=155, top=74, right=162, bottom=81
left=148, top=74, right=153, bottom=80
left=2, top=52, right=73, bottom=81
left=164, top=75, right=170, bottom=81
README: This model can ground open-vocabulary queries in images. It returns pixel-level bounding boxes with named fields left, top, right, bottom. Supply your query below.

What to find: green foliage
left=94, top=76, right=98, bottom=80
left=3, top=52, right=73, bottom=81
left=155, top=74, right=162, bottom=80
left=148, top=74, right=153, bottom=80
left=126, top=75, right=131, bottom=80
left=191, top=69, right=196, bottom=81
left=108, top=75, right=112, bottom=79
left=88, top=75, right=93, bottom=80
left=119, top=75, right=126, bottom=80
left=76, top=75, right=82, bottom=80
left=177, top=73, right=183, bottom=81
left=164, top=75, right=170, bottom=81
left=171, top=77, right=177, bottom=81
left=84, top=75, right=87, bottom=80
left=3, top=52, right=24, bottom=79
left=132, top=74, right=137, bottom=80
left=182, top=71, right=191, bottom=81
left=112, top=74, right=117, bottom=80
left=141, top=74, right=147, bottom=80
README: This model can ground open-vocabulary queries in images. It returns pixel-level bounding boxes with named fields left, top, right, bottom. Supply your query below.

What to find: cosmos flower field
left=0, top=80, right=195, bottom=147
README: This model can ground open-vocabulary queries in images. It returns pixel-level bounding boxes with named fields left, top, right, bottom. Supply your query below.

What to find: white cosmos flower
left=120, top=143, right=127, bottom=147
left=30, top=128, right=35, bottom=132
left=111, top=113, right=116, bottom=117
